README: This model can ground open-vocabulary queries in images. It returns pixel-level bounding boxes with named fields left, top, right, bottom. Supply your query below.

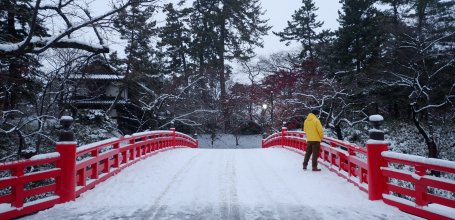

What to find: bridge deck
left=24, top=148, right=421, bottom=220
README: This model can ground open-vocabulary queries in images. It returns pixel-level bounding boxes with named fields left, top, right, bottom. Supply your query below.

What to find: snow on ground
left=197, top=134, right=263, bottom=149
left=23, top=142, right=422, bottom=220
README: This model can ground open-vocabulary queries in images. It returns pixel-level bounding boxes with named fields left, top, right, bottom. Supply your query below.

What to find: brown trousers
left=303, top=141, right=321, bottom=168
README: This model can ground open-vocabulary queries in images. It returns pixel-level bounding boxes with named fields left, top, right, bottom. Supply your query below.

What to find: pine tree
left=112, top=1, right=161, bottom=130
left=274, top=0, right=323, bottom=60
left=158, top=2, right=192, bottom=78
left=189, top=0, right=271, bottom=131
left=383, top=0, right=455, bottom=158
left=335, top=0, right=385, bottom=73
left=378, top=0, right=409, bottom=24
left=113, top=2, right=158, bottom=76
left=0, top=0, right=47, bottom=110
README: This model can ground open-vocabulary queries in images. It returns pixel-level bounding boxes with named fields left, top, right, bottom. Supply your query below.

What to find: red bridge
left=0, top=117, right=454, bottom=219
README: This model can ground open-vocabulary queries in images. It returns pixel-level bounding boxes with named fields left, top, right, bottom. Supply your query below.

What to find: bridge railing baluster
left=0, top=124, right=198, bottom=220
left=262, top=114, right=455, bottom=220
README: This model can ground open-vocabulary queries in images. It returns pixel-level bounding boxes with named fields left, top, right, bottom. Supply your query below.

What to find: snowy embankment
left=197, top=134, right=263, bottom=149
left=24, top=146, right=421, bottom=220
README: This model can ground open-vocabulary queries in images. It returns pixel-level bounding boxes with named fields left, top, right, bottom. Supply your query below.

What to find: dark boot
left=312, top=167, right=321, bottom=171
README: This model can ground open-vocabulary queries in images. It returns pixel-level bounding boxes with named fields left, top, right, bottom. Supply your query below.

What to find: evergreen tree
left=381, top=0, right=455, bottom=158
left=335, top=0, right=385, bottom=73
left=112, top=1, right=161, bottom=130
left=378, top=0, right=409, bottom=24
left=113, top=2, right=158, bottom=76
left=189, top=0, right=271, bottom=131
left=158, top=2, right=192, bottom=78
left=274, top=0, right=323, bottom=60
left=0, top=0, right=47, bottom=111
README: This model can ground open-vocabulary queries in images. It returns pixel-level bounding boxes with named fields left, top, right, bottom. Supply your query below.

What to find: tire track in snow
left=254, top=148, right=323, bottom=219
left=218, top=150, right=240, bottom=220
left=134, top=150, right=200, bottom=219
left=261, top=148, right=304, bottom=204
left=240, top=149, right=284, bottom=219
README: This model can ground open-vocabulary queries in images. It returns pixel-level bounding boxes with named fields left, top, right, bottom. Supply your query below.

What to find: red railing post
left=366, top=115, right=388, bottom=200
left=129, top=138, right=135, bottom=160
left=12, top=164, right=25, bottom=208
left=193, top=133, right=198, bottom=148
left=56, top=115, right=77, bottom=203
left=170, top=125, right=176, bottom=148
left=281, top=122, right=287, bottom=147
left=414, top=166, right=428, bottom=206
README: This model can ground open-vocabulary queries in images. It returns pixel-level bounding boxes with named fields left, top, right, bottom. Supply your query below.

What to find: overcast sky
left=230, top=1, right=342, bottom=83
left=89, top=0, right=342, bottom=57
left=257, top=0, right=342, bottom=56
left=88, top=0, right=342, bottom=83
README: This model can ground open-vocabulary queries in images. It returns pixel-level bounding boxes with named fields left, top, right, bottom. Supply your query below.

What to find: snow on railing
left=263, top=129, right=368, bottom=192
left=0, top=153, right=61, bottom=219
left=262, top=126, right=455, bottom=220
left=380, top=151, right=455, bottom=220
left=0, top=128, right=198, bottom=219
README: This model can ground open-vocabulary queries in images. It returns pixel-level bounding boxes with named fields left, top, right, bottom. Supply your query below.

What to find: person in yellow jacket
left=303, top=109, right=324, bottom=171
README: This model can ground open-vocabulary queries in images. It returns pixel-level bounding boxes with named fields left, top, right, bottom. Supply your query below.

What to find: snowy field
left=23, top=146, right=422, bottom=220
left=197, top=134, right=263, bottom=149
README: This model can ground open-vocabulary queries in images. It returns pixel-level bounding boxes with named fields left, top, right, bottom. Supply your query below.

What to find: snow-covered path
left=24, top=148, right=421, bottom=220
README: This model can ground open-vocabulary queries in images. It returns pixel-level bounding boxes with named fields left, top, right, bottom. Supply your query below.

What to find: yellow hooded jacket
left=304, top=113, right=324, bottom=142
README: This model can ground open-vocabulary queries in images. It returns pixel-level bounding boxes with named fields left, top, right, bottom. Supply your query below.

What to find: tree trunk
left=219, top=6, right=229, bottom=131
left=334, top=123, right=343, bottom=140
left=427, top=141, right=438, bottom=158
left=392, top=0, right=399, bottom=25
left=16, top=130, right=24, bottom=158
left=393, top=102, right=400, bottom=119
left=411, top=106, right=439, bottom=159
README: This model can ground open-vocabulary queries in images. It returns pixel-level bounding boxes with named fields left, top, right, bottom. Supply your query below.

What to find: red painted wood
left=263, top=129, right=455, bottom=220
left=0, top=129, right=197, bottom=219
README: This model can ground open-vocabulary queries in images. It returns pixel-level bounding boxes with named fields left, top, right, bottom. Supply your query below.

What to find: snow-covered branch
left=0, top=0, right=154, bottom=56
left=159, top=110, right=218, bottom=129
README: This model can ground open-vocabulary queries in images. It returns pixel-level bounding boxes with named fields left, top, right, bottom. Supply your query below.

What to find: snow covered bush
left=74, top=110, right=121, bottom=146
left=386, top=120, right=455, bottom=161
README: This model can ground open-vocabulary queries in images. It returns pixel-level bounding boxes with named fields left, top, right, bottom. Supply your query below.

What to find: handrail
left=381, top=151, right=455, bottom=219
left=74, top=130, right=197, bottom=196
left=262, top=128, right=455, bottom=220
left=263, top=130, right=368, bottom=192
left=0, top=153, right=61, bottom=218
left=0, top=129, right=197, bottom=219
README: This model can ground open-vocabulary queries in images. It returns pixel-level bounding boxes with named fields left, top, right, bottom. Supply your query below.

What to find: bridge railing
left=262, top=117, right=455, bottom=220
left=263, top=127, right=369, bottom=192
left=380, top=151, right=455, bottom=219
left=0, top=118, right=198, bottom=219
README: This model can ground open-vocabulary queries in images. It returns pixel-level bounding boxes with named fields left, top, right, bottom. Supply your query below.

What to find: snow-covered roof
left=68, top=74, right=125, bottom=80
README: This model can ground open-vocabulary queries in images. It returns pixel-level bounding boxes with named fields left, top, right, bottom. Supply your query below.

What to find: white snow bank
left=197, top=134, right=263, bottom=149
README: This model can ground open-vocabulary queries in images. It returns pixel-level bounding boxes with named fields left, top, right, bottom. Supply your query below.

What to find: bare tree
left=381, top=8, right=455, bottom=158
left=292, top=75, right=368, bottom=140
left=239, top=60, right=265, bottom=120
left=0, top=0, right=157, bottom=57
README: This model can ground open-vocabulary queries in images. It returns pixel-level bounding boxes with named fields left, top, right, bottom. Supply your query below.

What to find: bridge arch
left=0, top=115, right=454, bottom=219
